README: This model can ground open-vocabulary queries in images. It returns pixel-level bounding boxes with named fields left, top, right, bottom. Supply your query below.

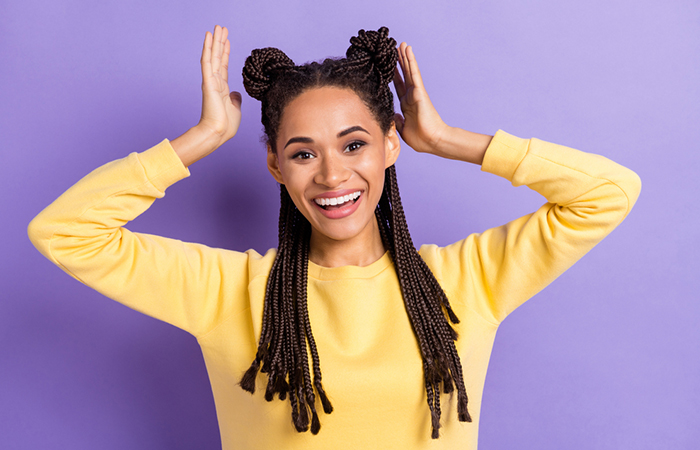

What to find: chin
left=303, top=195, right=379, bottom=244
left=310, top=220, right=370, bottom=242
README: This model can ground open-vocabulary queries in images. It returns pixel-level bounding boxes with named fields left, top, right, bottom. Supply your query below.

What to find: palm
left=200, top=26, right=242, bottom=144
left=393, top=43, right=447, bottom=154
left=395, top=76, right=424, bottom=143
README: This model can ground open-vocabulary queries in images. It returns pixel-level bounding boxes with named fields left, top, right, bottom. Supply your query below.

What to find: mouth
left=313, top=191, right=362, bottom=210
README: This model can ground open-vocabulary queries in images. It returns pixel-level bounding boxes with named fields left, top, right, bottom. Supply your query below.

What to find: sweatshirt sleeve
left=27, top=140, right=257, bottom=337
left=420, top=130, right=642, bottom=325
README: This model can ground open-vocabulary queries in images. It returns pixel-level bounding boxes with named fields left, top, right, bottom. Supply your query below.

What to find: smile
left=313, top=191, right=362, bottom=209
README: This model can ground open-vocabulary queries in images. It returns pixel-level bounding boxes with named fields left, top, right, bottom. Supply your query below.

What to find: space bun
left=345, top=27, right=398, bottom=87
left=242, top=47, right=295, bottom=101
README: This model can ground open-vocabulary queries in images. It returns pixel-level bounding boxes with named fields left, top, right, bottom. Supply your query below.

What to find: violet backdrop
left=2, top=0, right=698, bottom=448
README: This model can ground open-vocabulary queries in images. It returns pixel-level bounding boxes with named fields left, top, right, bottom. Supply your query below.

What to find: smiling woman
left=27, top=25, right=641, bottom=450
left=238, top=32, right=476, bottom=440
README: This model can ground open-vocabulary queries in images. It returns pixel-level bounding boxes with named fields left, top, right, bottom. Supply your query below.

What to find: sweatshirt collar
left=307, top=251, right=393, bottom=281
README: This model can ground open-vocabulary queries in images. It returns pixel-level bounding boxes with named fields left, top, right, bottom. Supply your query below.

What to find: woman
left=28, top=25, right=641, bottom=449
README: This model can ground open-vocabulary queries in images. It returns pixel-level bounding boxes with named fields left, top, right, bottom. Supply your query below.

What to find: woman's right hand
left=198, top=25, right=242, bottom=145
left=172, top=25, right=242, bottom=167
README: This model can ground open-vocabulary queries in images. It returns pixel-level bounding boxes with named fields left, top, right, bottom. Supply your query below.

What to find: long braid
left=241, top=27, right=471, bottom=439
left=296, top=217, right=334, bottom=416
left=378, top=165, right=472, bottom=438
left=239, top=185, right=331, bottom=434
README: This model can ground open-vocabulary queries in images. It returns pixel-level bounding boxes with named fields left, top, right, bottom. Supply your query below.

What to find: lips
left=313, top=190, right=362, bottom=209
left=311, top=190, right=364, bottom=219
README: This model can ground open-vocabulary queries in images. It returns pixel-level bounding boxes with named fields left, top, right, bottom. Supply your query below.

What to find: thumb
left=393, top=113, right=405, bottom=134
left=229, top=91, right=242, bottom=108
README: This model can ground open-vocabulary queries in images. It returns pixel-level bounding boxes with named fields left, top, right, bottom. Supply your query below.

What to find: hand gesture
left=393, top=43, right=449, bottom=154
left=198, top=25, right=242, bottom=147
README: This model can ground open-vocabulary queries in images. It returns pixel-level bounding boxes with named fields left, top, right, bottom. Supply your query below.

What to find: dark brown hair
left=240, top=27, right=471, bottom=439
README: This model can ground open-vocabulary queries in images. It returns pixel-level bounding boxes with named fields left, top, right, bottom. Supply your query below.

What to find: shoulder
left=202, top=245, right=277, bottom=284
left=418, top=237, right=477, bottom=284
left=244, top=247, right=278, bottom=282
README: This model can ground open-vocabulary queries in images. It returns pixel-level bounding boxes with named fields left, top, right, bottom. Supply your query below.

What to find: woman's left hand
left=393, top=42, right=449, bottom=154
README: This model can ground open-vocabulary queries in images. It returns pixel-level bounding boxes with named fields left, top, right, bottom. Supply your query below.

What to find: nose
left=314, top=152, right=351, bottom=188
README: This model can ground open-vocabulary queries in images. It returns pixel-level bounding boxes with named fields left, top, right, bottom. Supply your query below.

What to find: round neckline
left=307, top=251, right=393, bottom=280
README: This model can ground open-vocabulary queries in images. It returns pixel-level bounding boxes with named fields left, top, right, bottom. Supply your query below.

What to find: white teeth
left=314, top=191, right=361, bottom=207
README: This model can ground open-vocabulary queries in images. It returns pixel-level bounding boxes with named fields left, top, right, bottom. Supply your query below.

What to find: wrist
left=171, top=125, right=222, bottom=167
left=432, top=126, right=492, bottom=165
left=428, top=122, right=452, bottom=155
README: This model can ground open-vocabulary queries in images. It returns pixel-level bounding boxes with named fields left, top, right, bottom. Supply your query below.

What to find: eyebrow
left=283, top=126, right=370, bottom=150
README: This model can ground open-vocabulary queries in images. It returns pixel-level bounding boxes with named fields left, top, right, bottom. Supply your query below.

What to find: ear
left=266, top=144, right=285, bottom=184
left=384, top=122, right=401, bottom=168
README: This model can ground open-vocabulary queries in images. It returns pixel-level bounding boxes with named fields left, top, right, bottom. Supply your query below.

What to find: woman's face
left=267, top=86, right=400, bottom=247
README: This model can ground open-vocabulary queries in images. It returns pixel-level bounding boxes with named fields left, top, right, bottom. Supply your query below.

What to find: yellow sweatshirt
left=28, top=130, right=641, bottom=449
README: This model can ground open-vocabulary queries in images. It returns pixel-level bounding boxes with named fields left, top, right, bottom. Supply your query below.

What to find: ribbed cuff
left=137, top=139, right=191, bottom=192
left=480, top=130, right=530, bottom=182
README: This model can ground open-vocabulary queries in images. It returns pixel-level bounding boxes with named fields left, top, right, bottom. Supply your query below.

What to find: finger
left=221, top=26, right=229, bottom=55
left=217, top=26, right=228, bottom=70
left=393, top=66, right=406, bottom=98
left=222, top=38, right=231, bottom=83
left=211, top=25, right=223, bottom=75
left=396, top=42, right=406, bottom=73
left=400, top=43, right=414, bottom=88
left=406, top=45, right=425, bottom=90
left=201, top=31, right=213, bottom=81
left=221, top=25, right=229, bottom=42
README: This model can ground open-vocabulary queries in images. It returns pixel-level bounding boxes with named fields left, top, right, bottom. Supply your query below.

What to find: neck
left=308, top=219, right=386, bottom=268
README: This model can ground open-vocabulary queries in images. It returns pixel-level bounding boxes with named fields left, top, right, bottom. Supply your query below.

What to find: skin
left=266, top=87, right=400, bottom=267
left=171, top=25, right=494, bottom=267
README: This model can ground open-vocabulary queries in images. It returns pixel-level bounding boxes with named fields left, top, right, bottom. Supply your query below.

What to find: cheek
left=371, top=171, right=387, bottom=203
left=278, top=166, right=311, bottom=207
left=360, top=156, right=388, bottom=193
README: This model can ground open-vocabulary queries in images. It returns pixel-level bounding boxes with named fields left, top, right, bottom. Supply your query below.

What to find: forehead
left=277, top=87, right=380, bottom=139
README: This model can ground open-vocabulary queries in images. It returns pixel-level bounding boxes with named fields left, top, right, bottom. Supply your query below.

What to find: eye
left=345, top=141, right=365, bottom=153
left=292, top=150, right=314, bottom=160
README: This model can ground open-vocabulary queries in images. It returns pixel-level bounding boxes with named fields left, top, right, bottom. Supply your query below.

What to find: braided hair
left=240, top=27, right=471, bottom=439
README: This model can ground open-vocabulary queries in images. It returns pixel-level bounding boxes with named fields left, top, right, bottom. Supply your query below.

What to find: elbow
left=27, top=214, right=45, bottom=252
left=27, top=211, right=55, bottom=259
left=630, top=170, right=642, bottom=204
left=619, top=168, right=642, bottom=217
left=571, top=168, right=642, bottom=233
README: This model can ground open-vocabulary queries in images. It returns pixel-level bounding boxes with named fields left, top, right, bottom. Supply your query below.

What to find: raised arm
left=27, top=27, right=260, bottom=337
left=423, top=130, right=642, bottom=324
left=393, top=42, right=642, bottom=324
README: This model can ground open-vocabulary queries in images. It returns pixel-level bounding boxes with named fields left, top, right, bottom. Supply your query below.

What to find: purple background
left=2, top=0, right=698, bottom=448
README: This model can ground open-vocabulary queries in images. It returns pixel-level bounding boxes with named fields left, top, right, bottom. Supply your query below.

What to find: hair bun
left=346, top=27, right=398, bottom=86
left=243, top=48, right=295, bottom=101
